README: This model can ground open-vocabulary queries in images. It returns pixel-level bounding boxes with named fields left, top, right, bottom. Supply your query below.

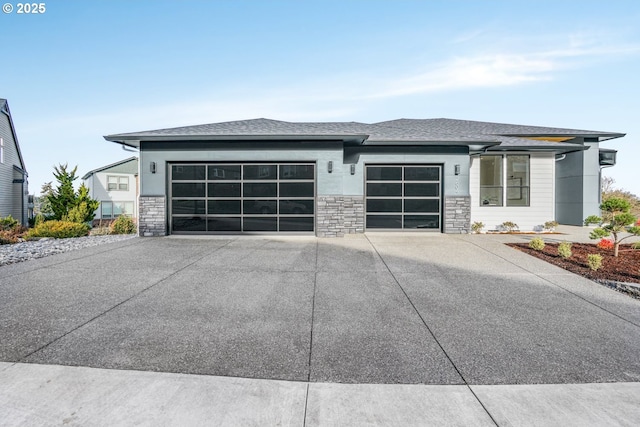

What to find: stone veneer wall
left=138, top=196, right=166, bottom=237
left=444, top=196, right=471, bottom=234
left=317, top=196, right=365, bottom=237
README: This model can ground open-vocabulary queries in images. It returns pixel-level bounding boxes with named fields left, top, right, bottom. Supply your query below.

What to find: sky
left=2, top=0, right=639, bottom=196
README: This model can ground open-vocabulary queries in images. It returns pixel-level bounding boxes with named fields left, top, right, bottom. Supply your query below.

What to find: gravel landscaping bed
left=0, top=235, right=138, bottom=267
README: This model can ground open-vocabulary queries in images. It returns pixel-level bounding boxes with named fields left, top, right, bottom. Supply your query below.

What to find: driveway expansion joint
left=364, top=235, right=500, bottom=426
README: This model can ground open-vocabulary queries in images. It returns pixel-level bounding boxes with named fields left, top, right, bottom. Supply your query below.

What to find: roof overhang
left=104, top=134, right=370, bottom=148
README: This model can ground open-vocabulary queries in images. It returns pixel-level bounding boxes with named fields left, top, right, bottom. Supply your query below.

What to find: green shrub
left=471, top=221, right=484, bottom=234
left=0, top=215, right=19, bottom=231
left=587, top=254, right=603, bottom=271
left=500, top=221, right=519, bottom=232
left=543, top=220, right=558, bottom=232
left=632, top=241, right=640, bottom=250
left=110, top=216, right=136, bottom=235
left=529, top=237, right=545, bottom=251
left=584, top=215, right=601, bottom=226
left=558, top=242, right=572, bottom=259
left=64, top=202, right=93, bottom=224
left=27, top=220, right=89, bottom=239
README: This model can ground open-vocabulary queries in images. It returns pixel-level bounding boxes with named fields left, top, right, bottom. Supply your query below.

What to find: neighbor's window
left=107, top=175, right=129, bottom=191
left=0, top=137, right=4, bottom=164
left=480, top=155, right=530, bottom=207
left=101, top=201, right=134, bottom=219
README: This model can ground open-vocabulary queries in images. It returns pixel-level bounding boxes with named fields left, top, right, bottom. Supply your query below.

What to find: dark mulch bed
left=508, top=242, right=640, bottom=285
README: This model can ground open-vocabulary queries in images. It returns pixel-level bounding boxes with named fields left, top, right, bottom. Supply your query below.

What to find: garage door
left=365, top=164, right=442, bottom=230
left=170, top=163, right=315, bottom=233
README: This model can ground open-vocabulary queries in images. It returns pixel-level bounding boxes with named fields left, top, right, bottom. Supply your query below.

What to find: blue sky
left=2, top=0, right=639, bottom=196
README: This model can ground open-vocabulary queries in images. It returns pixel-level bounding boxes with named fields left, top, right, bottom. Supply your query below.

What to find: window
left=101, top=201, right=134, bottom=218
left=480, top=155, right=529, bottom=206
left=107, top=175, right=129, bottom=191
left=0, top=137, right=4, bottom=164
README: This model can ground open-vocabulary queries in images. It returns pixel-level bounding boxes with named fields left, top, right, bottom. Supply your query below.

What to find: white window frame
left=107, top=175, right=129, bottom=191
left=480, top=154, right=530, bottom=207
left=0, top=137, right=4, bottom=164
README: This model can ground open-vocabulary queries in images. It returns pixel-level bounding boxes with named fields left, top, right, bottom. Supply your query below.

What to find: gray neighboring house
left=104, top=118, right=623, bottom=237
left=0, top=99, right=29, bottom=226
left=82, top=157, right=139, bottom=221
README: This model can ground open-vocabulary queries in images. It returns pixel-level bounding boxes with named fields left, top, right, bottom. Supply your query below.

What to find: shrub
left=500, top=221, right=519, bottom=232
left=596, top=238, right=614, bottom=250
left=557, top=242, right=572, bottom=259
left=543, top=220, right=559, bottom=232
left=0, top=230, right=19, bottom=245
left=110, top=216, right=136, bottom=235
left=587, top=254, right=603, bottom=271
left=632, top=241, right=640, bottom=250
left=529, top=237, right=545, bottom=251
left=0, top=215, right=19, bottom=231
left=584, top=215, right=602, bottom=226
left=64, top=202, right=93, bottom=224
left=471, top=221, right=484, bottom=234
left=27, top=220, right=89, bottom=239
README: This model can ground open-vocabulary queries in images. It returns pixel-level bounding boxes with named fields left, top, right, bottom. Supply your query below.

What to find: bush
left=27, top=220, right=89, bottom=239
left=110, top=216, right=136, bottom=235
left=471, top=221, right=484, bottom=234
left=529, top=237, right=545, bottom=251
left=0, top=215, right=19, bottom=231
left=543, top=220, right=558, bottom=232
left=596, top=238, right=614, bottom=250
left=632, top=241, right=640, bottom=250
left=500, top=221, right=519, bottom=232
left=0, top=229, right=20, bottom=245
left=584, top=215, right=601, bottom=226
left=64, top=202, right=93, bottom=224
left=558, top=242, right=572, bottom=259
left=587, top=254, right=603, bottom=271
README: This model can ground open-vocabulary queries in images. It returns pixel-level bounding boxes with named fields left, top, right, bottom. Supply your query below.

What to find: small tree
left=585, top=197, right=640, bottom=257
left=47, top=164, right=99, bottom=223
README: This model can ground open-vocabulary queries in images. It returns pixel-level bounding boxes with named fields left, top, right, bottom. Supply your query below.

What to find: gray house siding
left=0, top=108, right=28, bottom=225
left=555, top=138, right=600, bottom=226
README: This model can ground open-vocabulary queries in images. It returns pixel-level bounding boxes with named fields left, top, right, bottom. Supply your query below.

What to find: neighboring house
left=0, top=99, right=29, bottom=226
left=103, top=118, right=623, bottom=237
left=82, top=157, right=138, bottom=222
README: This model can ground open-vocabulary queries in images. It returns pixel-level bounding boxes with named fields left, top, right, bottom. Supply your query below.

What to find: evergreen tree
left=46, top=164, right=99, bottom=223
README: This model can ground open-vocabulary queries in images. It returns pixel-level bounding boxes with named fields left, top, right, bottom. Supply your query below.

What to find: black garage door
left=365, top=164, right=442, bottom=230
left=170, top=163, right=315, bottom=233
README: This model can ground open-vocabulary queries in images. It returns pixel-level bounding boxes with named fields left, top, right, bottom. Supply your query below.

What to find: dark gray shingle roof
left=105, top=117, right=624, bottom=152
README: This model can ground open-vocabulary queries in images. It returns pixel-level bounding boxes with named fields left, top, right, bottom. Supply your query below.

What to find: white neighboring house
left=82, top=157, right=138, bottom=222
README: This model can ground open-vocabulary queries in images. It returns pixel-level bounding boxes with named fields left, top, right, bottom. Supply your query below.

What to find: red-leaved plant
left=596, top=238, right=614, bottom=250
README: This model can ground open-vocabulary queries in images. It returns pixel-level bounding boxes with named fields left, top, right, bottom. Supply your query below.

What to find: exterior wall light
left=328, top=161, right=333, bottom=173
left=150, top=162, right=157, bottom=174
left=454, top=164, right=460, bottom=175
left=350, top=164, right=356, bottom=175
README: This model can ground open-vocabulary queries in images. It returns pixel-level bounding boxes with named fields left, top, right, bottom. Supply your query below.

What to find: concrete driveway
left=1, top=234, right=640, bottom=425
left=1, top=233, right=639, bottom=385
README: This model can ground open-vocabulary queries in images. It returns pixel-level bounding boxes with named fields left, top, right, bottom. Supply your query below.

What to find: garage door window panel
left=244, top=217, right=278, bottom=231
left=366, top=215, right=402, bottom=229
left=404, top=215, right=439, bottom=229
left=172, top=182, right=206, bottom=198
left=209, top=200, right=241, bottom=214
left=404, top=183, right=439, bottom=197
left=208, top=217, right=241, bottom=231
left=172, top=165, right=206, bottom=181
left=367, top=183, right=402, bottom=197
left=280, top=182, right=314, bottom=197
left=173, top=200, right=206, bottom=215
left=280, top=217, right=314, bottom=231
left=404, top=199, right=439, bottom=213
left=208, top=183, right=241, bottom=197
left=367, top=166, right=402, bottom=181
left=244, top=165, right=277, bottom=180
left=280, top=199, right=314, bottom=214
left=208, top=165, right=241, bottom=180
left=244, top=183, right=277, bottom=198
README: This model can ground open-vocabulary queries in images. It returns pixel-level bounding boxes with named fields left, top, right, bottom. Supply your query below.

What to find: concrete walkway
left=1, top=230, right=639, bottom=425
